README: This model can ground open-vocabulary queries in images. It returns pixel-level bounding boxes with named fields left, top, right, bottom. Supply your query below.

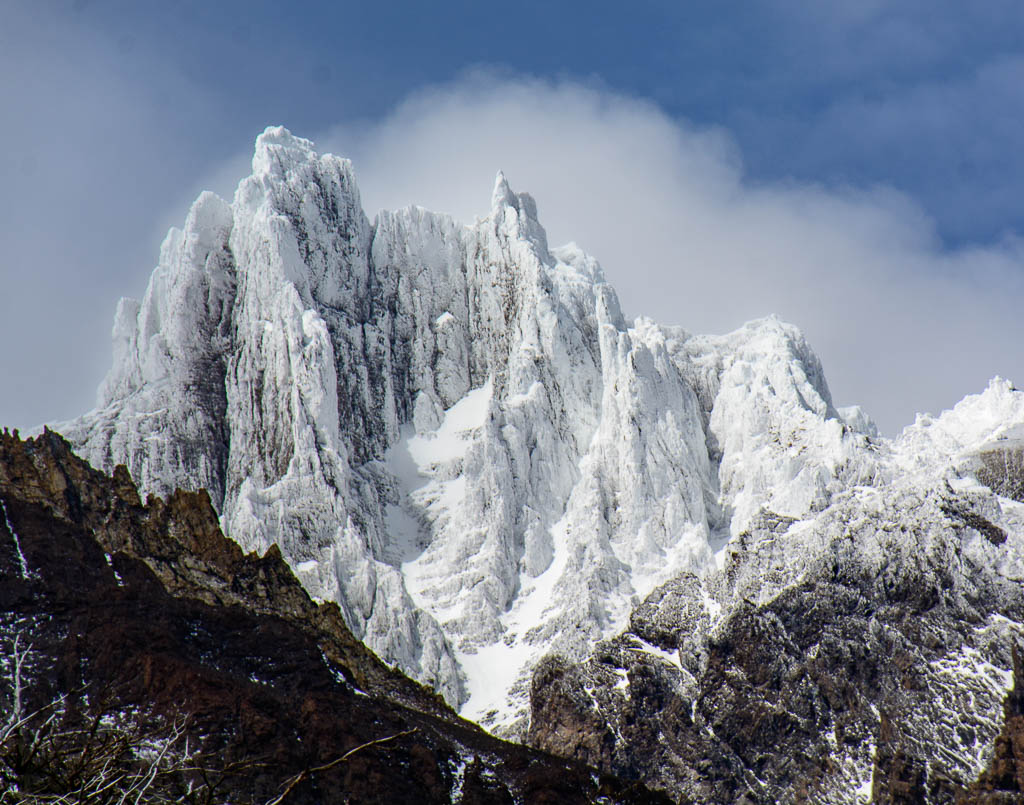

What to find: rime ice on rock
left=59, top=128, right=1024, bottom=742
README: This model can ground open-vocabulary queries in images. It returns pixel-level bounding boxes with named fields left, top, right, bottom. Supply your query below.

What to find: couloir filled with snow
left=58, top=127, right=1024, bottom=739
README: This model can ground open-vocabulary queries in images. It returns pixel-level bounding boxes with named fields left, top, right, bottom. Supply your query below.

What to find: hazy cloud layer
left=326, top=75, right=1024, bottom=434
left=0, top=6, right=234, bottom=430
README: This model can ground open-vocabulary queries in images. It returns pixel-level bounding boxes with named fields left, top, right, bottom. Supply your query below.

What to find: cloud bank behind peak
left=322, top=73, right=1024, bottom=435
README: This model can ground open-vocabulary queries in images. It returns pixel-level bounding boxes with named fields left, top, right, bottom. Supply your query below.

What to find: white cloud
left=322, top=72, right=1024, bottom=434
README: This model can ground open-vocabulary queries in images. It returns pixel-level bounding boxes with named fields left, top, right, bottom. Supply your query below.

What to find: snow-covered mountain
left=530, top=379, right=1024, bottom=801
left=59, top=126, right=1024, bottom=768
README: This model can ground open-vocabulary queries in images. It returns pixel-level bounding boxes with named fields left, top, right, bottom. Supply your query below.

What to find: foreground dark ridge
left=0, top=428, right=665, bottom=804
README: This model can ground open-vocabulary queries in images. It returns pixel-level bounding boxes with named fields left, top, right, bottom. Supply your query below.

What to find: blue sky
left=3, top=0, right=1024, bottom=433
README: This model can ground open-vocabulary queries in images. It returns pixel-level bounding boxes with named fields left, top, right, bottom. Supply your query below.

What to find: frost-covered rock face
left=530, top=378, right=1024, bottom=802
left=58, top=127, right=1024, bottom=767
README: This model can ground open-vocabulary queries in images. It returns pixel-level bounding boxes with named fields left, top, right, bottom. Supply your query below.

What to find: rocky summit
left=39, top=126, right=1024, bottom=801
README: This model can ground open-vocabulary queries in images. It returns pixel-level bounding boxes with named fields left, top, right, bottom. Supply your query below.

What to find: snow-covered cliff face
left=530, top=378, right=1024, bottom=802
left=59, top=128, right=1023, bottom=750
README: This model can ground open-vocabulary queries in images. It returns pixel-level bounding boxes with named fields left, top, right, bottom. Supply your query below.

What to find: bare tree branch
left=264, top=728, right=418, bottom=805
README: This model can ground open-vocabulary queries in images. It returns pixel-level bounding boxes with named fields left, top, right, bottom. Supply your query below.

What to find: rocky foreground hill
left=0, top=428, right=661, bottom=803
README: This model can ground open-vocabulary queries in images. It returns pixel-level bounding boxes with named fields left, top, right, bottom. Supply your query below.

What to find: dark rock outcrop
left=975, top=445, right=1024, bottom=505
left=957, top=647, right=1024, bottom=803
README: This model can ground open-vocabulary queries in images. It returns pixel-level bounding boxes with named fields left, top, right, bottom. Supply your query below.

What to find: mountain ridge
left=56, top=125, right=1024, bottom=784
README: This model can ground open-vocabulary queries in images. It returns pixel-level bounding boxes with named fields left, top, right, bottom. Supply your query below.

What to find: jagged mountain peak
left=57, top=129, right=872, bottom=719
left=176, top=190, right=233, bottom=254
left=55, top=128, right=1024, bottom=771
left=487, top=168, right=550, bottom=260
left=251, top=124, right=322, bottom=175
left=255, top=123, right=314, bottom=149
left=491, top=169, right=515, bottom=208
